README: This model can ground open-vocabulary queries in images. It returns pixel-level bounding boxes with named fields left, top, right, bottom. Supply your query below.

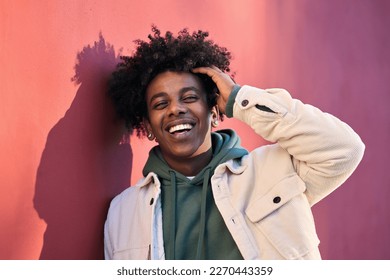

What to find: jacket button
left=241, top=99, right=249, bottom=107
left=149, top=198, right=154, bottom=205
left=273, top=196, right=281, bottom=204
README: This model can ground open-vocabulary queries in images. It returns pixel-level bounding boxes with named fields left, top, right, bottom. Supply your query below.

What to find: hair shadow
left=34, top=34, right=132, bottom=259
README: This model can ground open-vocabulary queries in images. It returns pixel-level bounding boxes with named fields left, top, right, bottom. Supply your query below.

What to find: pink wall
left=1, top=0, right=388, bottom=259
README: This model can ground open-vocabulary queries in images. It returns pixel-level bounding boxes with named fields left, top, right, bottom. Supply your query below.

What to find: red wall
left=1, top=0, right=389, bottom=259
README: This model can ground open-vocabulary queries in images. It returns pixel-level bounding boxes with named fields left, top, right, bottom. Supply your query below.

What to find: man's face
left=144, top=71, right=214, bottom=163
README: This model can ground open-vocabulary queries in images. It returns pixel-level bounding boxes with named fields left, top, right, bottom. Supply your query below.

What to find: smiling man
left=104, top=27, right=365, bottom=260
left=144, top=71, right=218, bottom=176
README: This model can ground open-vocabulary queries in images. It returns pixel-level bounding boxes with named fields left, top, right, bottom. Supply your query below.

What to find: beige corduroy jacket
left=104, top=86, right=365, bottom=260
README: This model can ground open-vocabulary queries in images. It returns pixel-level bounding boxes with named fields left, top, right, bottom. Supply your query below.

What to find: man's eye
left=183, top=95, right=198, bottom=102
left=153, top=101, right=168, bottom=109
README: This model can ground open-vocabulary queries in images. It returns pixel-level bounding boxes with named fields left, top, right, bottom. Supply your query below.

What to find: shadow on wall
left=34, top=34, right=132, bottom=259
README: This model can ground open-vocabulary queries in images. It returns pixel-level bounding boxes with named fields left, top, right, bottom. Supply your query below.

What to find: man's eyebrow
left=179, top=86, right=201, bottom=94
left=149, top=86, right=202, bottom=105
left=149, top=92, right=167, bottom=105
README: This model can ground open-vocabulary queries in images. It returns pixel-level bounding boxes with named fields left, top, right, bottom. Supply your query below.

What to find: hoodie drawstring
left=168, top=171, right=177, bottom=260
left=196, top=167, right=211, bottom=259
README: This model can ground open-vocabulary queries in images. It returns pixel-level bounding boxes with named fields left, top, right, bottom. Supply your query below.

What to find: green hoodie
left=143, top=129, right=248, bottom=259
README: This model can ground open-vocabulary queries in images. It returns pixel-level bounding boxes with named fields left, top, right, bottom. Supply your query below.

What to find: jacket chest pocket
left=245, top=174, right=319, bottom=259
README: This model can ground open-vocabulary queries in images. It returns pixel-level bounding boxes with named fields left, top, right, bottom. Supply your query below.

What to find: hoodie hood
left=143, top=129, right=248, bottom=259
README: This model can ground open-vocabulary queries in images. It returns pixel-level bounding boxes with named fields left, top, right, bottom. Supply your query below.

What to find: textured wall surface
left=0, top=0, right=388, bottom=259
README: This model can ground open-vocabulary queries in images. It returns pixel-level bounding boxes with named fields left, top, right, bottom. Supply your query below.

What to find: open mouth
left=168, top=123, right=194, bottom=134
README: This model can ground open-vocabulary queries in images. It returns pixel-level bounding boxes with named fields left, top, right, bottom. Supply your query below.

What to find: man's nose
left=167, top=100, right=187, bottom=116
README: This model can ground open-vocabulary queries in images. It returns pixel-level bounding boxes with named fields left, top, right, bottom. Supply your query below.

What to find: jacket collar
left=215, top=158, right=247, bottom=175
left=136, top=172, right=161, bottom=189
left=138, top=156, right=248, bottom=189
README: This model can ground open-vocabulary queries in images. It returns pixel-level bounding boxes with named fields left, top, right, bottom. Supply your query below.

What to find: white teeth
left=169, top=123, right=193, bottom=133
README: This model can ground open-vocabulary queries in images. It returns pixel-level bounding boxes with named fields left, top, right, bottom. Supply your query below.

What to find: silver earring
left=212, top=119, right=219, bottom=128
left=147, top=132, right=155, bottom=141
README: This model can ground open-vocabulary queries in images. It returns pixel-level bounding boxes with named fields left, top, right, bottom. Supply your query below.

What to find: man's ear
left=211, top=105, right=220, bottom=128
left=143, top=118, right=155, bottom=141
left=143, top=118, right=151, bottom=132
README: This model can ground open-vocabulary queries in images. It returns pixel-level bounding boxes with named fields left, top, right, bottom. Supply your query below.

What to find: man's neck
left=163, top=148, right=213, bottom=177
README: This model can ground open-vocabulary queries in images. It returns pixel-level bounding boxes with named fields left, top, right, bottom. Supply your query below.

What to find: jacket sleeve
left=230, top=85, right=365, bottom=205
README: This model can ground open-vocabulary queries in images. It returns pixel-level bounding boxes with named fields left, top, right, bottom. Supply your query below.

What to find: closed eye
left=152, top=100, right=168, bottom=110
left=182, top=95, right=199, bottom=103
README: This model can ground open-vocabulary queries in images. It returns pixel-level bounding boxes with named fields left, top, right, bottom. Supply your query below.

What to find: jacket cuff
left=225, top=84, right=241, bottom=118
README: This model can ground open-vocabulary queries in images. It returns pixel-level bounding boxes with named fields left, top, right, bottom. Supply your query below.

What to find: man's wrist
left=225, top=84, right=241, bottom=118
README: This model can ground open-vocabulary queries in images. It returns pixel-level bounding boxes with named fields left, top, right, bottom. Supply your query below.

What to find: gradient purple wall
left=0, top=0, right=388, bottom=259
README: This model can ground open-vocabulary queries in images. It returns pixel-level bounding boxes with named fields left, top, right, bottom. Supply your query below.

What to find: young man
left=104, top=27, right=365, bottom=260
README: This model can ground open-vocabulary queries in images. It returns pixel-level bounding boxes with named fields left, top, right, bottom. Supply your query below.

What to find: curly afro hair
left=108, top=26, right=233, bottom=137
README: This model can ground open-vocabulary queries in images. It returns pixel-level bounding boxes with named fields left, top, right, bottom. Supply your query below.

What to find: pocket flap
left=245, top=174, right=306, bottom=222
